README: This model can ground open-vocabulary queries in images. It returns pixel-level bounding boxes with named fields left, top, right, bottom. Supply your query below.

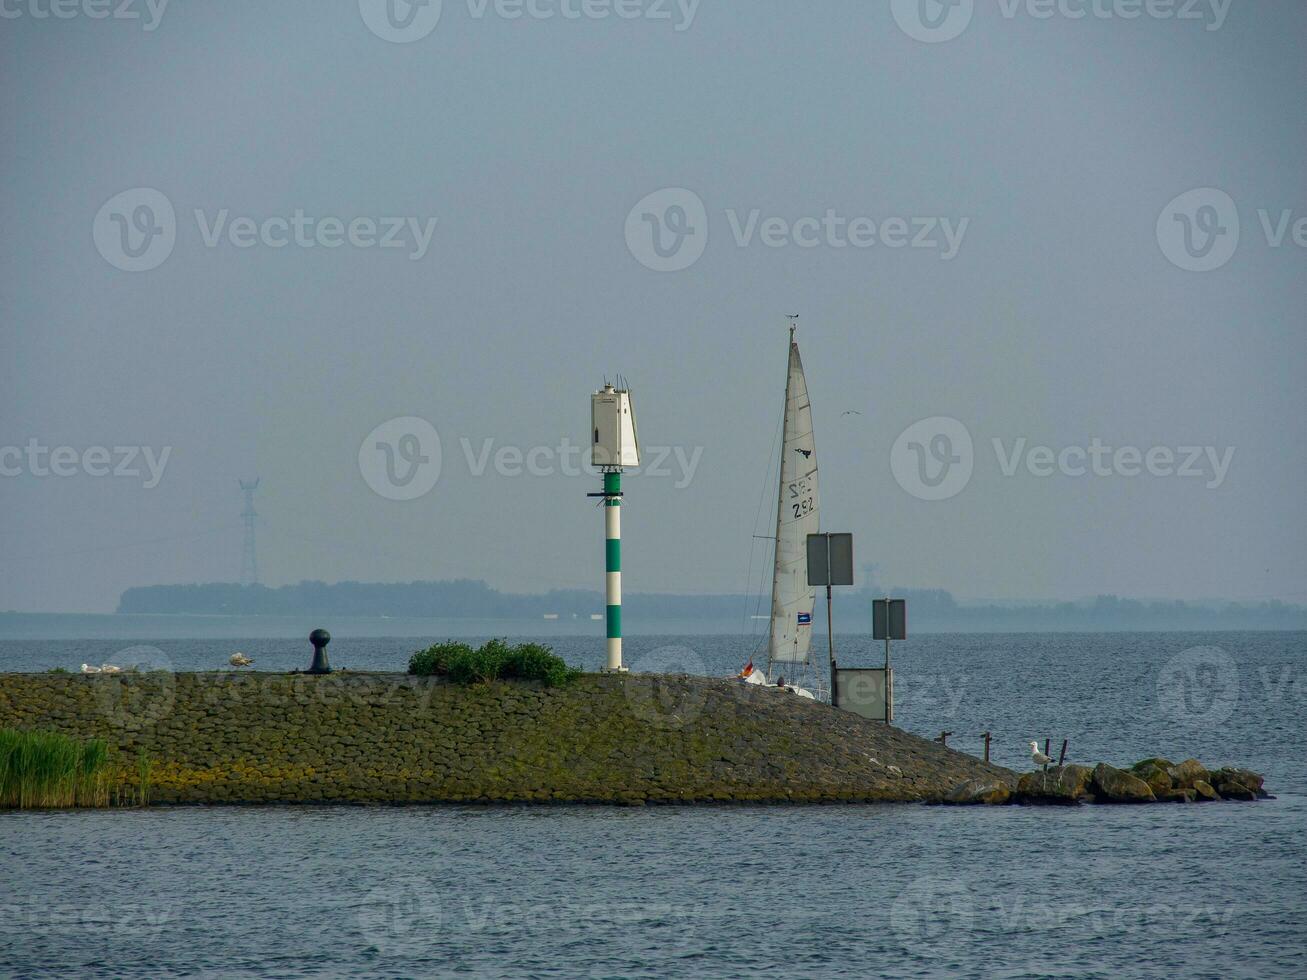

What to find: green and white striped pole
left=603, top=469, right=624, bottom=671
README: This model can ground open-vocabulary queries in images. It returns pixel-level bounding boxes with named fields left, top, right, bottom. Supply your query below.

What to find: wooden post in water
left=982, top=731, right=992, bottom=763
left=1044, top=738, right=1051, bottom=761
left=935, top=731, right=953, bottom=747
left=1058, top=739, right=1068, bottom=766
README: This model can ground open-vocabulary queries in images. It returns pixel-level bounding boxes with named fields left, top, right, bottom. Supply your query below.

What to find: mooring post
left=1059, top=739, right=1068, bottom=766
left=982, top=731, right=992, bottom=763
left=307, top=628, right=332, bottom=675
left=935, top=731, right=952, bottom=747
left=1044, top=738, right=1051, bottom=760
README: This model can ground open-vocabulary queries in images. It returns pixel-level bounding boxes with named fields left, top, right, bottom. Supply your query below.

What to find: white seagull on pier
left=99, top=663, right=122, bottom=674
left=229, top=653, right=254, bottom=667
left=1030, top=741, right=1053, bottom=770
left=80, top=663, right=101, bottom=674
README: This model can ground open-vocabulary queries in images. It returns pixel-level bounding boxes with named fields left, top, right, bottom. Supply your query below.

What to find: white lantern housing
left=591, top=384, right=640, bottom=467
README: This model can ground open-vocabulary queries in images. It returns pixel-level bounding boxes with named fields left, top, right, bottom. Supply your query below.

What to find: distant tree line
left=116, top=580, right=1307, bottom=631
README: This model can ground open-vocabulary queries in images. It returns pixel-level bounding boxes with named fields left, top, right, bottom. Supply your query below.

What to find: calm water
left=2, top=628, right=1305, bottom=977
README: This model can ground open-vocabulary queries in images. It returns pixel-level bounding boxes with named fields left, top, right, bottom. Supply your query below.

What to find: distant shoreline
left=105, top=580, right=1307, bottom=633
left=2, top=611, right=1305, bottom=642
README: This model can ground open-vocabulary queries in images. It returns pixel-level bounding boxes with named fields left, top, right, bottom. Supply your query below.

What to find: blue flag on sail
left=797, top=612, right=812, bottom=625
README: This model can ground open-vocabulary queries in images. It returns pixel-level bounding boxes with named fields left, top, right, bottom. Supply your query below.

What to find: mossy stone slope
left=0, top=672, right=1012, bottom=805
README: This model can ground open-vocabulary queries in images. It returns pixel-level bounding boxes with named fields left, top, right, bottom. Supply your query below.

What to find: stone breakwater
left=0, top=672, right=1012, bottom=805
left=944, top=758, right=1270, bottom=806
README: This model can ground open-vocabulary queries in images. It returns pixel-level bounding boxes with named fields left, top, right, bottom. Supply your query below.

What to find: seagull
left=80, top=663, right=101, bottom=674
left=229, top=653, right=254, bottom=667
left=99, top=663, right=122, bottom=674
left=1030, top=741, right=1053, bottom=770
left=842, top=410, right=863, bottom=417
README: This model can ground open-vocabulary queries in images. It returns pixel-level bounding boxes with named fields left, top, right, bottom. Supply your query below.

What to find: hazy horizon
left=3, top=1, right=1305, bottom=613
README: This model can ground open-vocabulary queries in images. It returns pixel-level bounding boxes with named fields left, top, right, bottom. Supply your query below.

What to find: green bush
left=501, top=642, right=577, bottom=687
left=408, top=639, right=579, bottom=687
left=407, top=641, right=474, bottom=678
left=447, top=640, right=508, bottom=685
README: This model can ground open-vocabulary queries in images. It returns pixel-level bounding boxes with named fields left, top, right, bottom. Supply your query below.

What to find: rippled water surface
left=1, top=629, right=1305, bottom=977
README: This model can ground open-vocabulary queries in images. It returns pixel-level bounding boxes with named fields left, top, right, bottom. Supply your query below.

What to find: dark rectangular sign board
left=834, top=667, right=892, bottom=722
left=873, top=598, right=907, bottom=640
left=806, top=533, right=854, bottom=587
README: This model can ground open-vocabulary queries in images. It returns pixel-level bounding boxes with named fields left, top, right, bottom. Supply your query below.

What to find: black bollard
left=307, top=628, right=332, bottom=675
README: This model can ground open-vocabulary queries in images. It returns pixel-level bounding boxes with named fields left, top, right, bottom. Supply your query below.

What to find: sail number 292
left=788, top=478, right=814, bottom=520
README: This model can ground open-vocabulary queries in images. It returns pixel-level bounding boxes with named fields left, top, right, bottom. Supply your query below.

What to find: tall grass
left=0, top=728, right=111, bottom=808
left=136, top=746, right=153, bottom=806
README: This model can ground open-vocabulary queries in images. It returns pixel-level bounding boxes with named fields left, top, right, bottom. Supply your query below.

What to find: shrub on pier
left=408, top=640, right=579, bottom=688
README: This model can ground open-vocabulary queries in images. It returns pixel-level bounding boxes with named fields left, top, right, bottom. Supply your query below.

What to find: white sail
left=768, top=331, right=819, bottom=665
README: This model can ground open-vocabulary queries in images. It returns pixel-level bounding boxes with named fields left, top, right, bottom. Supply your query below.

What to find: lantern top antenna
left=591, top=381, right=640, bottom=469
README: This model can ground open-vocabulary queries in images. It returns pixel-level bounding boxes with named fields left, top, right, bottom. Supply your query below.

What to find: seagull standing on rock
left=229, top=653, right=254, bottom=667
left=1030, top=741, right=1053, bottom=771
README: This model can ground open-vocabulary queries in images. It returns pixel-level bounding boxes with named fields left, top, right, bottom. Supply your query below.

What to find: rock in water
left=1167, top=759, right=1210, bottom=789
left=942, top=778, right=1012, bottom=806
left=1132, top=757, right=1175, bottom=772
left=1192, top=779, right=1220, bottom=801
left=1016, top=765, right=1094, bottom=805
left=1131, top=760, right=1173, bottom=796
left=1092, top=763, right=1156, bottom=803
left=1212, top=768, right=1267, bottom=799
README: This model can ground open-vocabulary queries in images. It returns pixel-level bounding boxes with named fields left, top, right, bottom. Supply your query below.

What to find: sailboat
left=738, top=321, right=825, bottom=700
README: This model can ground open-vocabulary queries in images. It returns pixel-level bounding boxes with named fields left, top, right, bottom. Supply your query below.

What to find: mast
left=764, top=316, right=821, bottom=692
left=766, top=323, right=798, bottom=681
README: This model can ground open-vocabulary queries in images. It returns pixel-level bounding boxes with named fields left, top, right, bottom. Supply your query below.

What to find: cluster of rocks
left=944, top=757, right=1269, bottom=806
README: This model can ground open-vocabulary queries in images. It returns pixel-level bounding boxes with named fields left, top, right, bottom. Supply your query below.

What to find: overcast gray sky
left=1, top=0, right=1304, bottom=612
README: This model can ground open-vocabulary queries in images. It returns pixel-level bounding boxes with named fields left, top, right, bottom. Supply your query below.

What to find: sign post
left=871, top=598, right=907, bottom=722
left=807, top=532, right=853, bottom=704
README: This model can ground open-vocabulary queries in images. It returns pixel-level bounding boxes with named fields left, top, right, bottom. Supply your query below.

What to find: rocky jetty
left=946, top=756, right=1269, bottom=806
left=0, top=672, right=1013, bottom=806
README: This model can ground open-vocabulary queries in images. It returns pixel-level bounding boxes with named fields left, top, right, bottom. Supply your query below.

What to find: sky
left=1, top=0, right=1304, bottom=612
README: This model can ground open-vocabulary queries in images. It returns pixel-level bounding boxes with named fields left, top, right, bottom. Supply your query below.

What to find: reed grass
left=0, top=728, right=111, bottom=809
left=136, top=746, right=153, bottom=807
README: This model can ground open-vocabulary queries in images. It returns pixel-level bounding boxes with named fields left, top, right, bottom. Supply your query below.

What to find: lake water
left=2, top=627, right=1305, bottom=977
